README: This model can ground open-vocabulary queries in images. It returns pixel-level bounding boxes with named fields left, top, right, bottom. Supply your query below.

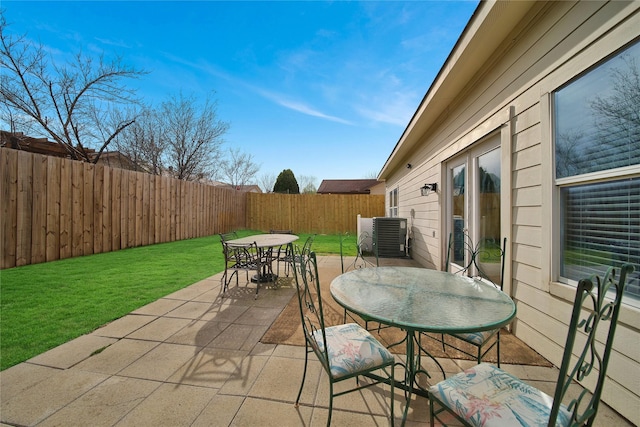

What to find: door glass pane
left=477, top=148, right=502, bottom=282
left=452, top=164, right=465, bottom=264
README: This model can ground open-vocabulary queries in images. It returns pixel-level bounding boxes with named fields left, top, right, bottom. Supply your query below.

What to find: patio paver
left=0, top=255, right=633, bottom=426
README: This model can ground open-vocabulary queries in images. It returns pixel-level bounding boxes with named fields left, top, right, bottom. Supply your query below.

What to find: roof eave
left=379, top=0, right=537, bottom=180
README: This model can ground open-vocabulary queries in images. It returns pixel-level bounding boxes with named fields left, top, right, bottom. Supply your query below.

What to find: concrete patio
left=0, top=256, right=633, bottom=426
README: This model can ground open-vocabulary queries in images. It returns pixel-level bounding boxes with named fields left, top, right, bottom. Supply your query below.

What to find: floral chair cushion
left=429, top=363, right=571, bottom=427
left=312, top=323, right=394, bottom=380
left=453, top=329, right=498, bottom=346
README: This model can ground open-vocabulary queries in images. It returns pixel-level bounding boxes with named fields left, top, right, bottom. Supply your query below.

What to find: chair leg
left=295, top=345, right=309, bottom=407
left=390, top=364, right=395, bottom=426
left=496, top=331, right=501, bottom=368
left=429, top=396, right=435, bottom=427
left=327, top=382, right=334, bottom=427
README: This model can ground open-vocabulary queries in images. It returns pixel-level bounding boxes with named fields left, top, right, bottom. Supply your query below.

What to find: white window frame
left=388, top=187, right=398, bottom=217
left=551, top=40, right=640, bottom=308
left=446, top=133, right=502, bottom=270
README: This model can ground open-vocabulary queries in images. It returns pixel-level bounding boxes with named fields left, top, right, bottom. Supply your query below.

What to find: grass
left=0, top=230, right=356, bottom=371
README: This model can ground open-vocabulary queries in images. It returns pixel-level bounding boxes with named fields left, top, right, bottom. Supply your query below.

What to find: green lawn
left=0, top=231, right=355, bottom=371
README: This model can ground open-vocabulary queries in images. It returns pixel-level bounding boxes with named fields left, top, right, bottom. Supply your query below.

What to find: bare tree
left=220, top=147, right=260, bottom=188
left=258, top=172, right=276, bottom=193
left=160, top=92, right=229, bottom=181
left=298, top=174, right=318, bottom=193
left=591, top=54, right=640, bottom=138
left=555, top=129, right=585, bottom=178
left=112, top=107, right=165, bottom=174
left=0, top=13, right=145, bottom=162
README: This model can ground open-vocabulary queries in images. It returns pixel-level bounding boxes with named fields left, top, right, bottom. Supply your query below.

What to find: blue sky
left=3, top=1, right=478, bottom=186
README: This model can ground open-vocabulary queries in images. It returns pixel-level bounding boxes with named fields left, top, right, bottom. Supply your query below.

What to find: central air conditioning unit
left=373, top=217, right=407, bottom=258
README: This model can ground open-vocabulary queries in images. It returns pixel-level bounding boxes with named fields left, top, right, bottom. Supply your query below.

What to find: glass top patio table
left=225, top=233, right=298, bottom=248
left=330, top=266, right=516, bottom=424
left=330, top=266, right=516, bottom=334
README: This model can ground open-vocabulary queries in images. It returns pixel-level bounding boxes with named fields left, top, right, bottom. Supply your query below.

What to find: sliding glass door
left=447, top=135, right=502, bottom=281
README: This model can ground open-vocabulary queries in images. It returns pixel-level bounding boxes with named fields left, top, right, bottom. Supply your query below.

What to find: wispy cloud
left=95, top=37, right=133, bottom=49
left=162, top=52, right=353, bottom=125
left=255, top=88, right=353, bottom=125
left=354, top=90, right=417, bottom=127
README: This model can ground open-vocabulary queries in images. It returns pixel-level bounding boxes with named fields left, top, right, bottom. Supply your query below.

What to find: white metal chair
left=428, top=263, right=634, bottom=427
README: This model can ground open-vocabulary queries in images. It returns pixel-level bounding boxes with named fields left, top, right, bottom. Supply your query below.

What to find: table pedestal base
left=251, top=273, right=277, bottom=283
left=366, top=330, right=446, bottom=426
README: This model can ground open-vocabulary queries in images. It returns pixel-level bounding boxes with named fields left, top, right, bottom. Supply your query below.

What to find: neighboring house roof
left=1, top=131, right=142, bottom=171
left=317, top=179, right=384, bottom=195
left=1, top=131, right=73, bottom=158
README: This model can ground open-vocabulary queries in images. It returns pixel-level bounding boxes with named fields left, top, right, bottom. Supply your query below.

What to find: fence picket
left=46, top=156, right=61, bottom=262
left=16, top=151, right=33, bottom=266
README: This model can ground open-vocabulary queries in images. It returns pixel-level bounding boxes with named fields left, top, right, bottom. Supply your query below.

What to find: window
left=388, top=188, right=398, bottom=217
left=447, top=134, right=502, bottom=282
left=554, top=40, right=639, bottom=303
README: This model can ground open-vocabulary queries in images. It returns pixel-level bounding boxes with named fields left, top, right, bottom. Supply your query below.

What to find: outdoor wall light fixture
left=420, top=183, right=437, bottom=196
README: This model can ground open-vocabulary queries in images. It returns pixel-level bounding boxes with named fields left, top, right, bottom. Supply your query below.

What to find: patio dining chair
left=219, top=235, right=263, bottom=299
left=290, top=243, right=395, bottom=426
left=270, top=229, right=294, bottom=277
left=339, top=232, right=380, bottom=328
left=291, top=234, right=316, bottom=267
left=428, top=263, right=634, bottom=427
left=339, top=231, right=378, bottom=274
left=422, top=231, right=507, bottom=366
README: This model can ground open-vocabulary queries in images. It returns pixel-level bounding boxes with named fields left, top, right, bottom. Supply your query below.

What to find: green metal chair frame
left=290, top=243, right=395, bottom=426
left=339, top=232, right=381, bottom=329
left=428, top=263, right=634, bottom=427
left=292, top=234, right=316, bottom=267
left=219, top=233, right=263, bottom=298
left=423, top=231, right=507, bottom=366
left=339, top=231, right=378, bottom=274
left=270, top=229, right=294, bottom=277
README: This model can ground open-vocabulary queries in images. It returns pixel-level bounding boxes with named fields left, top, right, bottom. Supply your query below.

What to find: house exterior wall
left=381, top=1, right=639, bottom=422
left=368, top=181, right=386, bottom=195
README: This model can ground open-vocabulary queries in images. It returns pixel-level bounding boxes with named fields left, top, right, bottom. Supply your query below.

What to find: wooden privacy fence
left=1, top=148, right=246, bottom=269
left=1, top=148, right=386, bottom=269
left=247, top=192, right=385, bottom=234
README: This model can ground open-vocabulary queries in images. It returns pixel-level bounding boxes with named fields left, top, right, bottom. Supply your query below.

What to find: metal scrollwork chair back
left=430, top=231, right=507, bottom=366
left=339, top=231, right=378, bottom=274
left=339, top=232, right=380, bottom=328
left=428, top=263, right=634, bottom=427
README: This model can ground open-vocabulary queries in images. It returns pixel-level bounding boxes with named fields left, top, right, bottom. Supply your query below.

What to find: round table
left=226, top=233, right=298, bottom=282
left=226, top=233, right=298, bottom=248
left=330, top=266, right=516, bottom=423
